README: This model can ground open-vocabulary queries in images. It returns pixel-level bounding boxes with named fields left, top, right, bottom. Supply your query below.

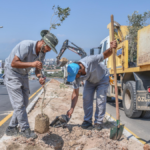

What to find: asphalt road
left=106, top=100, right=150, bottom=143
left=0, top=79, right=49, bottom=138
left=55, top=78, right=150, bottom=144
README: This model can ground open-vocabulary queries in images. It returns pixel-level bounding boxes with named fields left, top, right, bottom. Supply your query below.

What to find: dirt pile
left=58, top=57, right=68, bottom=67
left=0, top=124, right=144, bottom=150
left=35, top=114, right=49, bottom=133
left=0, top=79, right=144, bottom=150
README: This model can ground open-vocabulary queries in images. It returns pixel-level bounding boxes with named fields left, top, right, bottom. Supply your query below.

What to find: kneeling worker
left=4, top=30, right=58, bottom=138
left=67, top=40, right=117, bottom=130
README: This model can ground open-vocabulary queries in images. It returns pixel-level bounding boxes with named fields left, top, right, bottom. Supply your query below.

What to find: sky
left=0, top=0, right=150, bottom=61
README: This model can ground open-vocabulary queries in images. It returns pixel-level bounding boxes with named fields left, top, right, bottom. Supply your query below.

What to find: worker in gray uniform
left=67, top=40, right=117, bottom=130
left=4, top=30, right=58, bottom=138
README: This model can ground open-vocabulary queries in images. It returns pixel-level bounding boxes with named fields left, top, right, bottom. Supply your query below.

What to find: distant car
left=0, top=74, right=4, bottom=85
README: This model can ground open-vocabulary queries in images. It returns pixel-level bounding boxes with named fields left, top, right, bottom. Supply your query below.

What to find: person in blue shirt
left=66, top=40, right=117, bottom=130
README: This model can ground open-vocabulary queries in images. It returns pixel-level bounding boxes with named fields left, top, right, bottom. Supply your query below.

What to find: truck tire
left=140, top=111, right=150, bottom=118
left=123, top=81, right=142, bottom=118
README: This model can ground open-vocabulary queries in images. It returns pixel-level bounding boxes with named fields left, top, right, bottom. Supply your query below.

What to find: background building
left=0, top=60, right=4, bottom=74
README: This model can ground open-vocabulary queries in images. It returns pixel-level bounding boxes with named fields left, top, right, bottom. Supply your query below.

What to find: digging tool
left=110, top=15, right=124, bottom=140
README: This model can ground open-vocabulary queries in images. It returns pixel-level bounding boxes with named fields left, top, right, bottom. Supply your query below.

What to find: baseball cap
left=67, top=63, right=80, bottom=82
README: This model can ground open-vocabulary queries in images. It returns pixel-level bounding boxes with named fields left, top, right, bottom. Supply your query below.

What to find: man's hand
left=110, top=40, right=117, bottom=49
left=32, top=61, right=42, bottom=70
left=67, top=108, right=74, bottom=118
left=39, top=77, right=45, bottom=85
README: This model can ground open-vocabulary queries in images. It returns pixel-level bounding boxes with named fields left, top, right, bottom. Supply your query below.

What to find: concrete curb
left=27, top=80, right=50, bottom=114
left=26, top=88, right=44, bottom=114
left=105, top=114, right=141, bottom=144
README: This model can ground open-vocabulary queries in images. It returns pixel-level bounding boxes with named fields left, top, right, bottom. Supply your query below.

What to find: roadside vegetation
left=127, top=11, right=150, bottom=63
left=45, top=71, right=63, bottom=78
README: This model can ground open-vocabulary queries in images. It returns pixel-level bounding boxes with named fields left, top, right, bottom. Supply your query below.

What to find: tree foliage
left=50, top=5, right=71, bottom=31
left=45, top=71, right=63, bottom=78
left=127, top=11, right=150, bottom=63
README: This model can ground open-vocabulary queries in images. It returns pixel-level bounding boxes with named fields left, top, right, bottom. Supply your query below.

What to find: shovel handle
left=111, top=15, right=120, bottom=121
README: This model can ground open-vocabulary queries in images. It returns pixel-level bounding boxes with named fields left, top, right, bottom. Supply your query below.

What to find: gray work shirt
left=72, top=54, right=109, bottom=89
left=5, top=40, right=45, bottom=78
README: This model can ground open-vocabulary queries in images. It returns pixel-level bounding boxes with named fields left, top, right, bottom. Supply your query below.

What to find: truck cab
left=90, top=21, right=150, bottom=119
left=90, top=36, right=110, bottom=66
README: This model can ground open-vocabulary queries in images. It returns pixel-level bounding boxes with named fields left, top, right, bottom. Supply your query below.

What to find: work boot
left=19, top=128, right=37, bottom=139
left=94, top=123, right=103, bottom=131
left=5, top=126, right=19, bottom=136
left=81, top=121, right=92, bottom=129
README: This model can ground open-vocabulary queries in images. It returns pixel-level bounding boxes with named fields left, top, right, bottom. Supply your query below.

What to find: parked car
left=0, top=74, right=4, bottom=85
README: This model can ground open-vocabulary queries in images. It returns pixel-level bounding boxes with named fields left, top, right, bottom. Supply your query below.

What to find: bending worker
left=67, top=40, right=117, bottom=130
left=4, top=30, right=58, bottom=138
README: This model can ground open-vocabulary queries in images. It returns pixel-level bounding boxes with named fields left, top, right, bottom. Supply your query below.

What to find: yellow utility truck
left=90, top=21, right=150, bottom=118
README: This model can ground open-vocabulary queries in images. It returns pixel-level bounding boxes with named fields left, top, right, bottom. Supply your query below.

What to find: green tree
left=127, top=11, right=150, bottom=63
left=41, top=6, right=71, bottom=116
left=50, top=5, right=71, bottom=31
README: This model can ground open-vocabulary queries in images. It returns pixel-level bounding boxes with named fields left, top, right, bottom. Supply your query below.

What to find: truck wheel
left=123, top=81, right=142, bottom=118
left=140, top=111, right=150, bottom=118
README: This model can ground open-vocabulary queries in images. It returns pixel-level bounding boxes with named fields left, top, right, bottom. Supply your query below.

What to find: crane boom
left=56, top=40, right=87, bottom=66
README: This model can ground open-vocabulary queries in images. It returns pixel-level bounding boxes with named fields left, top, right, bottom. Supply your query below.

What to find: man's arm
left=11, top=55, right=42, bottom=69
left=35, top=68, right=41, bottom=78
left=67, top=88, right=79, bottom=118
left=103, top=47, right=113, bottom=59
left=71, top=88, right=79, bottom=109
left=103, top=40, right=117, bottom=59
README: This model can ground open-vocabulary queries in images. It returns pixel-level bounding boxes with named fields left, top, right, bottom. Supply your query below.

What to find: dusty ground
left=0, top=79, right=144, bottom=150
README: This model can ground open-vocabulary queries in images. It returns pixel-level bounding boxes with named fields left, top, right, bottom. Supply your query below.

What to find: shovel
left=110, top=15, right=124, bottom=140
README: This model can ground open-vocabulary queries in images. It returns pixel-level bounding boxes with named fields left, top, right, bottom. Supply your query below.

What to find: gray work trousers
left=83, top=74, right=109, bottom=124
left=4, top=69, right=30, bottom=130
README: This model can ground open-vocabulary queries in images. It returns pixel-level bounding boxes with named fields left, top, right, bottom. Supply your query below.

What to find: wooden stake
left=111, top=15, right=120, bottom=123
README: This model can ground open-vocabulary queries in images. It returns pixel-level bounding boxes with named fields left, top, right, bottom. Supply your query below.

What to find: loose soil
left=0, top=79, right=144, bottom=150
